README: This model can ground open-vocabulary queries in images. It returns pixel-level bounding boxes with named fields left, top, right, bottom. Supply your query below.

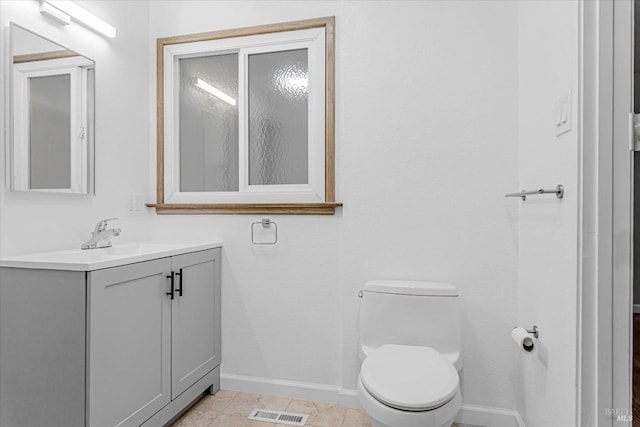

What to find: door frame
left=611, top=0, right=634, bottom=422
left=585, top=0, right=634, bottom=425
left=577, top=0, right=633, bottom=427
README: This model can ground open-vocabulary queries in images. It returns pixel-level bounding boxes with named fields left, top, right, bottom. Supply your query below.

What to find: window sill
left=146, top=203, right=342, bottom=215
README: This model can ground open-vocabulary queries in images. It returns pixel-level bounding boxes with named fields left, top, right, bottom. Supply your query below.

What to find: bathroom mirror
left=8, top=23, right=95, bottom=194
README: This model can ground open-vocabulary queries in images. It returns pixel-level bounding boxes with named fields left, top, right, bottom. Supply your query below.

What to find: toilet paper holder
left=522, top=325, right=539, bottom=338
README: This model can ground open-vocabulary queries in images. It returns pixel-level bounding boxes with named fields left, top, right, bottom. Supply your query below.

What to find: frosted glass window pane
left=179, top=54, right=239, bottom=192
left=29, top=74, right=71, bottom=189
left=248, top=49, right=308, bottom=186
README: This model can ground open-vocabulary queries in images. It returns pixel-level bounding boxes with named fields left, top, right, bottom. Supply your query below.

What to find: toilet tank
left=357, top=280, right=462, bottom=369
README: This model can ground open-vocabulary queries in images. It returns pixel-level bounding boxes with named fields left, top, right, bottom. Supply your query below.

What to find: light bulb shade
left=39, top=1, right=71, bottom=25
left=44, top=1, right=117, bottom=38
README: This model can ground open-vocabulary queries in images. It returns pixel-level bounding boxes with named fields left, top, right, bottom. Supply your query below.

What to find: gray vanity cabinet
left=0, top=247, right=221, bottom=427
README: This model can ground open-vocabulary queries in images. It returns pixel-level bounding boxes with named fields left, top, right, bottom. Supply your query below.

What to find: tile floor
left=170, top=390, right=369, bottom=427
left=169, top=389, right=479, bottom=427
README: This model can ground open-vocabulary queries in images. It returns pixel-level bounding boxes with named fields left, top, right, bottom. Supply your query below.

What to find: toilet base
left=356, top=376, right=461, bottom=427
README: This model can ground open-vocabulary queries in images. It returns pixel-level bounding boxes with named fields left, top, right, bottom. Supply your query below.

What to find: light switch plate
left=555, top=91, right=572, bottom=137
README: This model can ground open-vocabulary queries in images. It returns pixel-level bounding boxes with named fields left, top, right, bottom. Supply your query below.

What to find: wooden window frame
left=149, top=17, right=340, bottom=215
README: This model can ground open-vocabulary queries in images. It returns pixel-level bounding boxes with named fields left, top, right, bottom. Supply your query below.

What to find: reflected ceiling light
left=39, top=1, right=71, bottom=25
left=42, top=1, right=117, bottom=38
left=285, top=74, right=308, bottom=92
left=195, top=78, right=236, bottom=106
left=273, top=66, right=308, bottom=97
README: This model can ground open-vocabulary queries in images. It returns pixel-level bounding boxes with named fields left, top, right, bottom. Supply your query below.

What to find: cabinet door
left=171, top=248, right=221, bottom=399
left=88, top=258, right=172, bottom=427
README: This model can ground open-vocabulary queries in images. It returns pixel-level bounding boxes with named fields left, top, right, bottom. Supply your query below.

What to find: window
left=152, top=17, right=339, bottom=215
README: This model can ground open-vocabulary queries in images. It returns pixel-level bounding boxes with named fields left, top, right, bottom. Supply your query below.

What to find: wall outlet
left=126, top=194, right=144, bottom=217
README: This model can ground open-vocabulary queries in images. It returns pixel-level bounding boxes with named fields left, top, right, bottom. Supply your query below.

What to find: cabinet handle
left=176, top=269, right=183, bottom=297
left=166, top=272, right=175, bottom=300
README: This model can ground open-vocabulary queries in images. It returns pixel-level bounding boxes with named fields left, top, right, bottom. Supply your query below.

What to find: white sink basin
left=0, top=242, right=222, bottom=271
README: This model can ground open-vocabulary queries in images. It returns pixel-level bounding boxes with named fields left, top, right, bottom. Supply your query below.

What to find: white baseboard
left=221, top=373, right=525, bottom=426
left=457, top=404, right=525, bottom=427
left=634, top=304, right=640, bottom=314
left=221, top=373, right=343, bottom=404
left=337, top=388, right=360, bottom=409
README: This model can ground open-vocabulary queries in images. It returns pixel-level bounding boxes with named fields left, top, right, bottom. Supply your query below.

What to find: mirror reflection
left=10, top=24, right=95, bottom=194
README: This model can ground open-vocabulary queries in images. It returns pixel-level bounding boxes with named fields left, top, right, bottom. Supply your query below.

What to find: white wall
left=0, top=0, right=152, bottom=256
left=148, top=0, right=520, bottom=411
left=1, top=0, right=525, bottom=416
left=516, top=1, right=580, bottom=426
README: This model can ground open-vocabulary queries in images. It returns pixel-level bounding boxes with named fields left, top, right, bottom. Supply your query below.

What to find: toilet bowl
left=356, top=344, right=461, bottom=427
left=355, top=280, right=462, bottom=427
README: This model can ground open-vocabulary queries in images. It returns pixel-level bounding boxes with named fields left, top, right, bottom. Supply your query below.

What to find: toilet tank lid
left=364, top=280, right=458, bottom=296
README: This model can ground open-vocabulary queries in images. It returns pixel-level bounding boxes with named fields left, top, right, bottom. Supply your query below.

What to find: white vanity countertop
left=0, top=241, right=222, bottom=271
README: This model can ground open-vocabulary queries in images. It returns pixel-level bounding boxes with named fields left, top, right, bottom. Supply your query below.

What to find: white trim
left=220, top=373, right=524, bottom=427
left=577, top=2, right=584, bottom=425
left=239, top=48, right=247, bottom=193
left=12, top=60, right=28, bottom=191
left=307, top=30, right=326, bottom=202
left=611, top=0, right=633, bottom=423
left=457, top=404, right=525, bottom=427
left=165, top=28, right=323, bottom=58
left=580, top=1, right=623, bottom=425
left=5, top=25, right=12, bottom=190
left=576, top=2, right=611, bottom=425
left=337, top=388, right=360, bottom=409
left=69, top=66, right=81, bottom=193
left=220, top=373, right=341, bottom=404
left=79, top=65, right=88, bottom=193
left=163, top=45, right=176, bottom=201
left=165, top=190, right=322, bottom=204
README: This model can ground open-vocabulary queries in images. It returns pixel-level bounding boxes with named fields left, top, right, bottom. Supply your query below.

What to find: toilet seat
left=360, top=344, right=459, bottom=412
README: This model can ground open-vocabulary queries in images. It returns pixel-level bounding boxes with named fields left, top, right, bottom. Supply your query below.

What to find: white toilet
left=356, top=280, right=462, bottom=427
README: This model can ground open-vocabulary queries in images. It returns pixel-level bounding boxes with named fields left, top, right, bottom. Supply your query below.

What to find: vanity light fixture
left=41, top=0, right=117, bottom=38
left=39, top=1, right=71, bottom=25
left=195, top=78, right=237, bottom=106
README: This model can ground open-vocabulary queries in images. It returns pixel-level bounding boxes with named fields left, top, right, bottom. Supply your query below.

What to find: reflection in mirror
left=9, top=23, right=95, bottom=194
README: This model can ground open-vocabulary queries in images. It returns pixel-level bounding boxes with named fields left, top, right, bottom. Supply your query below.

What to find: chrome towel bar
left=505, top=184, right=564, bottom=201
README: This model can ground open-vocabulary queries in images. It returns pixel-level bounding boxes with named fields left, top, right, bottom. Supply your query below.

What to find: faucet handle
left=94, top=218, right=118, bottom=232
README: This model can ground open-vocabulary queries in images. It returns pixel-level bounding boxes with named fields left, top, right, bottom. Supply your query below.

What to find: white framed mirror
left=8, top=23, right=95, bottom=194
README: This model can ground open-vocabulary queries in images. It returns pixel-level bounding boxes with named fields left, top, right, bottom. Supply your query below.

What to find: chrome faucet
left=81, top=218, right=121, bottom=250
